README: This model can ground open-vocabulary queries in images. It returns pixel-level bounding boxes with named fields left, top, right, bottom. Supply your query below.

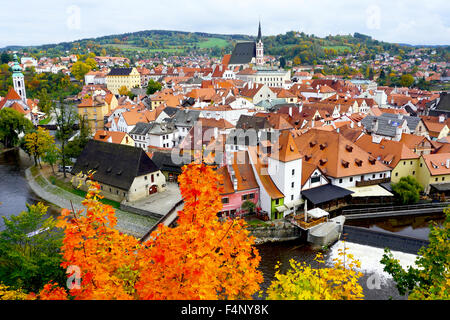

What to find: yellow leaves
left=267, top=249, right=364, bottom=300
left=0, top=283, right=30, bottom=300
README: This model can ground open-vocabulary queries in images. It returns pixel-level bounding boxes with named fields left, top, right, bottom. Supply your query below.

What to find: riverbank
left=247, top=220, right=302, bottom=244
left=24, top=163, right=158, bottom=238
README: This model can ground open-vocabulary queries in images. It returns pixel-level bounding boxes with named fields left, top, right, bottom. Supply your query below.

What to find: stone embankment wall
left=248, top=221, right=302, bottom=244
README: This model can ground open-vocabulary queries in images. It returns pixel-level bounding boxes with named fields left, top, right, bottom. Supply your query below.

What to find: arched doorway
left=149, top=185, right=157, bottom=195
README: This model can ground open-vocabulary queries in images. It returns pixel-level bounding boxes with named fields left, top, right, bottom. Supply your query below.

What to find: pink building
left=217, top=159, right=259, bottom=218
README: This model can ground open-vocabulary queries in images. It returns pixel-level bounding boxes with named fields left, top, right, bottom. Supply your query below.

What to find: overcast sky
left=1, top=0, right=449, bottom=48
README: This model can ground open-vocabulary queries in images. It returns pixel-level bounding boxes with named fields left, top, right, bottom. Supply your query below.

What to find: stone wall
left=248, top=221, right=302, bottom=244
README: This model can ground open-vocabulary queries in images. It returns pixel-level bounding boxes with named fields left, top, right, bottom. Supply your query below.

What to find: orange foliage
left=135, top=163, right=263, bottom=299
left=36, top=163, right=262, bottom=300
left=38, top=281, right=68, bottom=300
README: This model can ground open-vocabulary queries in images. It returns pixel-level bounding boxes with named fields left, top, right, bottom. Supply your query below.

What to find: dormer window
left=319, top=158, right=327, bottom=166
left=355, top=159, right=363, bottom=167
left=345, top=144, right=353, bottom=152
left=342, top=160, right=349, bottom=168
left=319, top=143, right=327, bottom=150
left=309, top=141, right=317, bottom=148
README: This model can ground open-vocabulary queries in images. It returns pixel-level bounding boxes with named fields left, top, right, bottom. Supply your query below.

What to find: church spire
left=257, top=20, right=262, bottom=42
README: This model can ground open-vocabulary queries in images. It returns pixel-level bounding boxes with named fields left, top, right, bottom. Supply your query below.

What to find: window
left=311, top=176, right=320, bottom=184
left=443, top=177, right=445, bottom=181
left=395, top=172, right=399, bottom=176
left=291, top=182, right=295, bottom=188
left=412, top=171, right=415, bottom=175
left=372, top=174, right=376, bottom=178
left=292, top=169, right=295, bottom=176
left=380, top=174, right=383, bottom=178
left=249, top=193, right=255, bottom=199
left=242, top=194, right=248, bottom=201
left=222, top=198, right=229, bottom=204
left=349, top=177, right=353, bottom=182
left=145, top=176, right=147, bottom=180
left=291, top=195, right=294, bottom=201
left=435, top=177, right=438, bottom=181
left=339, top=178, right=343, bottom=184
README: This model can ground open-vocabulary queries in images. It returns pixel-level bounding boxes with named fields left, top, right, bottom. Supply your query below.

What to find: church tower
left=255, top=21, right=264, bottom=66
left=12, top=54, right=27, bottom=102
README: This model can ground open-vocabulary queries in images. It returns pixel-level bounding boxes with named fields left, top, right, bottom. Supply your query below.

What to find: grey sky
left=0, top=0, right=449, bottom=48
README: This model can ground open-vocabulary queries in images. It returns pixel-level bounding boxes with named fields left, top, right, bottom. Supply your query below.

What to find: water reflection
left=346, top=213, right=444, bottom=240
left=0, top=148, right=59, bottom=230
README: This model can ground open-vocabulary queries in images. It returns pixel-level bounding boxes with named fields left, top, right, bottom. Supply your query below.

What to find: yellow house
left=417, top=153, right=450, bottom=195
left=355, top=135, right=420, bottom=183
left=106, top=67, right=141, bottom=95
left=93, top=130, right=135, bottom=147
left=77, top=93, right=118, bottom=131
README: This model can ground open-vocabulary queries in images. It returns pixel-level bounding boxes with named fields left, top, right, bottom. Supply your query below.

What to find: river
left=0, top=148, right=441, bottom=300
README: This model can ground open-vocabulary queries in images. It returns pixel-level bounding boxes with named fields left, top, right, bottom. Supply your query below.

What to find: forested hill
left=2, top=29, right=449, bottom=63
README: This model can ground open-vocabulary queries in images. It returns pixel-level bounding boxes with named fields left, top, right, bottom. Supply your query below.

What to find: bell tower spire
left=255, top=20, right=264, bottom=66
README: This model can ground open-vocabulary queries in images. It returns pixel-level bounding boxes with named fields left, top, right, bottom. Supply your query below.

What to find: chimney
left=372, top=118, right=378, bottom=132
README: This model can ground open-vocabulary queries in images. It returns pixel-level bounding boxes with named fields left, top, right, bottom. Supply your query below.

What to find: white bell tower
left=256, top=21, right=264, bottom=66
left=12, top=54, right=27, bottom=102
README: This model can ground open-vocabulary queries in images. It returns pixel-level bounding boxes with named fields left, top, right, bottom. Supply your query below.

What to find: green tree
left=380, top=208, right=450, bottom=299
left=0, top=52, right=12, bottom=64
left=64, top=114, right=91, bottom=160
left=279, top=57, right=286, bottom=69
left=391, top=176, right=423, bottom=205
left=146, top=79, right=162, bottom=95
left=399, top=74, right=415, bottom=88
left=24, top=127, right=55, bottom=168
left=52, top=100, right=76, bottom=178
left=42, top=144, right=60, bottom=175
left=37, top=88, right=53, bottom=115
left=70, top=61, right=91, bottom=81
left=0, top=108, right=33, bottom=148
left=85, top=57, right=97, bottom=70
left=241, top=200, right=256, bottom=214
left=0, top=203, right=65, bottom=293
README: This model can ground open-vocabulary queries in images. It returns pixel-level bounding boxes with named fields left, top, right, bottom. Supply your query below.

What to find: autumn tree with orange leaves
left=36, top=163, right=263, bottom=300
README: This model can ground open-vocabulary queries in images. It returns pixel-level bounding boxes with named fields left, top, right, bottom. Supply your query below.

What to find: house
left=129, top=122, right=176, bottom=150
left=417, top=153, right=450, bottom=196
left=93, top=130, right=134, bottom=147
left=355, top=135, right=420, bottom=183
left=420, top=115, right=450, bottom=140
left=168, top=109, right=201, bottom=145
left=116, top=109, right=151, bottom=133
left=216, top=152, right=260, bottom=218
left=84, top=71, right=107, bottom=85
left=239, top=82, right=276, bottom=105
left=71, top=140, right=166, bottom=202
left=427, top=92, right=450, bottom=117
left=77, top=93, right=118, bottom=131
left=106, top=67, right=141, bottom=95
left=150, top=151, right=186, bottom=183
left=399, top=133, right=434, bottom=156
left=293, top=129, right=392, bottom=189
left=360, top=114, right=427, bottom=142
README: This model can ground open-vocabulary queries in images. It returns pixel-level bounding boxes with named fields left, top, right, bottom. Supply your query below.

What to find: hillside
left=3, top=29, right=449, bottom=64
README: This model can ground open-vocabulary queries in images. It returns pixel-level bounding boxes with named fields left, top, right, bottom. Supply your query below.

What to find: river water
left=0, top=148, right=440, bottom=300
